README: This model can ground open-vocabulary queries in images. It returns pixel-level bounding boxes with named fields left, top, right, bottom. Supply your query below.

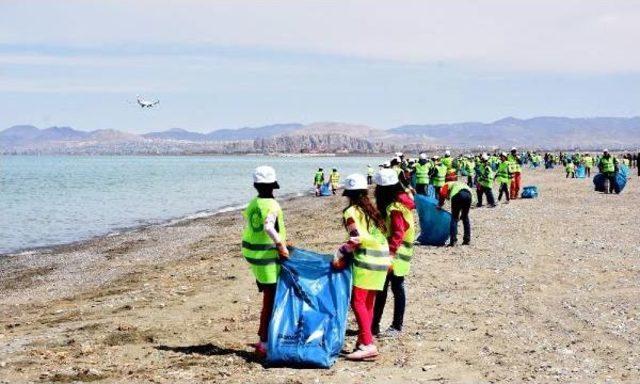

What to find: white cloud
left=1, top=0, right=640, bottom=72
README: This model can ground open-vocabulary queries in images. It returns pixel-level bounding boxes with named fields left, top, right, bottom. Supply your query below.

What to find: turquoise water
left=0, top=155, right=387, bottom=254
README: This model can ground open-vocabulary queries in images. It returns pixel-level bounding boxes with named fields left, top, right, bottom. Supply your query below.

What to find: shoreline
left=0, top=189, right=311, bottom=258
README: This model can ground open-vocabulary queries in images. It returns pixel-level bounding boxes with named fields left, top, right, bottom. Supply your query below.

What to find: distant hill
left=2, top=117, right=640, bottom=154
left=391, top=116, right=640, bottom=148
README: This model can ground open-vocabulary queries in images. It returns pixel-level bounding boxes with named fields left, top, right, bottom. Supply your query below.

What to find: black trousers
left=476, top=185, right=495, bottom=207
left=372, top=273, right=406, bottom=333
left=415, top=183, right=428, bottom=196
left=498, top=182, right=510, bottom=201
left=450, top=190, right=472, bottom=243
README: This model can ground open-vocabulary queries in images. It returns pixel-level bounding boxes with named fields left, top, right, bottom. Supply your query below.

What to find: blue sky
left=1, top=0, right=640, bottom=133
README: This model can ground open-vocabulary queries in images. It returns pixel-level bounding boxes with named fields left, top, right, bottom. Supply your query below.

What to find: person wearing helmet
left=476, top=154, right=496, bottom=208
left=330, top=168, right=341, bottom=195
left=332, top=174, right=390, bottom=361
left=313, top=168, right=325, bottom=197
left=371, top=169, right=415, bottom=339
left=241, top=166, right=289, bottom=358
left=508, top=147, right=523, bottom=199
left=413, top=153, right=431, bottom=196
left=597, top=149, right=619, bottom=194
left=442, top=150, right=453, bottom=171
left=496, top=153, right=512, bottom=203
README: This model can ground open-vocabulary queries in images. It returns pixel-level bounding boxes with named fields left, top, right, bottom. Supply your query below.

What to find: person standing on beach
left=413, top=153, right=431, bottom=196
left=429, top=156, right=447, bottom=197
left=496, top=153, right=512, bottom=204
left=371, top=169, right=415, bottom=339
left=367, top=165, right=374, bottom=185
left=332, top=174, right=390, bottom=361
left=330, top=168, right=341, bottom=195
left=241, top=166, right=289, bottom=358
left=583, top=153, right=593, bottom=178
left=476, top=154, right=496, bottom=208
left=314, top=168, right=325, bottom=196
left=508, top=147, right=523, bottom=199
left=597, top=149, right=618, bottom=194
left=438, top=180, right=472, bottom=246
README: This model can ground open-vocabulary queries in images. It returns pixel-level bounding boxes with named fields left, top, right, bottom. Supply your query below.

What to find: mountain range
left=2, top=117, right=640, bottom=155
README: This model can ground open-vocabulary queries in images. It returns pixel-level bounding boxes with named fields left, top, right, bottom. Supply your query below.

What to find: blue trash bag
left=415, top=194, right=451, bottom=246
left=594, top=165, right=629, bottom=194
left=425, top=184, right=436, bottom=200
left=521, top=185, right=538, bottom=198
left=267, top=248, right=352, bottom=368
left=319, top=182, right=332, bottom=196
left=593, top=173, right=606, bottom=192
left=575, top=165, right=586, bottom=178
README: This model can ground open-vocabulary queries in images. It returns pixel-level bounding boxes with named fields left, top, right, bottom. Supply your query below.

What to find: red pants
left=258, top=285, right=276, bottom=342
left=510, top=172, right=521, bottom=199
left=351, top=286, right=377, bottom=346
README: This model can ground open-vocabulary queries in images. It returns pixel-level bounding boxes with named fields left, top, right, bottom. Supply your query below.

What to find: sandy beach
left=1, top=167, right=639, bottom=383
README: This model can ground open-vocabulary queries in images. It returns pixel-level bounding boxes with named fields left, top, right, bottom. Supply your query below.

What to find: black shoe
left=447, top=242, right=457, bottom=247
left=462, top=240, right=470, bottom=245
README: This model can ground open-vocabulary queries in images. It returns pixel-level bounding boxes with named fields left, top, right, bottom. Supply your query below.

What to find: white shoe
left=379, top=327, right=402, bottom=339
left=345, top=344, right=379, bottom=361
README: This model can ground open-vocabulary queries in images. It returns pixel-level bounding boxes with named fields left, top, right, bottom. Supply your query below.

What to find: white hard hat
left=253, top=166, right=277, bottom=184
left=481, top=154, right=489, bottom=161
left=343, top=173, right=368, bottom=190
left=445, top=150, right=451, bottom=156
left=501, top=152, right=508, bottom=157
left=419, top=153, right=428, bottom=160
left=375, top=169, right=399, bottom=186
left=433, top=155, right=440, bottom=160
left=603, top=148, right=609, bottom=152
left=511, top=147, right=517, bottom=151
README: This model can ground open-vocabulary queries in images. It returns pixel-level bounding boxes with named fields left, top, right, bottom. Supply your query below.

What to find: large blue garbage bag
left=521, top=185, right=538, bottom=198
left=575, top=165, right=586, bottom=178
left=593, top=165, right=629, bottom=194
left=267, top=248, right=352, bottom=368
left=319, top=182, right=332, bottom=196
left=415, top=194, right=451, bottom=246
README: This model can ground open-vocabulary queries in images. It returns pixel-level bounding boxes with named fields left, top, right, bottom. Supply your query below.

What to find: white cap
left=481, top=154, right=489, bottom=160
left=253, top=166, right=277, bottom=184
left=445, top=150, right=451, bottom=156
left=603, top=148, right=609, bottom=152
left=433, top=155, right=440, bottom=160
left=395, top=152, right=404, bottom=157
left=343, top=173, right=368, bottom=190
left=511, top=147, right=517, bottom=151
left=419, top=153, right=428, bottom=160
left=375, top=169, right=399, bottom=186
left=501, top=152, right=508, bottom=157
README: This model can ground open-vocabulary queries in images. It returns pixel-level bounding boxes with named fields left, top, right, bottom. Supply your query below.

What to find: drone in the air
left=136, top=95, right=160, bottom=108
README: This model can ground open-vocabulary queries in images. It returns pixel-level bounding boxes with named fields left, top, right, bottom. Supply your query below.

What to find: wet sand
left=1, top=167, right=639, bottom=383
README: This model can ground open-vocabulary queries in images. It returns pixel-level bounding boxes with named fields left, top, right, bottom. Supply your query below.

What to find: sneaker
left=345, top=344, right=379, bottom=361
left=379, top=327, right=402, bottom=339
left=252, top=342, right=267, bottom=359
left=488, top=204, right=497, bottom=208
left=447, top=241, right=457, bottom=247
left=462, top=239, right=471, bottom=246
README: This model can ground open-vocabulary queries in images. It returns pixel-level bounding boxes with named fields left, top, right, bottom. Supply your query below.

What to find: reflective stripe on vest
left=385, top=202, right=415, bottom=277
left=344, top=206, right=391, bottom=290
left=241, top=198, right=286, bottom=284
left=431, top=164, right=447, bottom=187
left=414, top=163, right=430, bottom=184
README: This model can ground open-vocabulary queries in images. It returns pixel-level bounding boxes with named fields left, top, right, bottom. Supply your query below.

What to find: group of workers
left=241, top=146, right=637, bottom=364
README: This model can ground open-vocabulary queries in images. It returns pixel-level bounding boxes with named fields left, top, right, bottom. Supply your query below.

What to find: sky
left=1, top=0, right=640, bottom=133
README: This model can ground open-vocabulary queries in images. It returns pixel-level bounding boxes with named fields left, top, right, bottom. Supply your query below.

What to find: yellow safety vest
left=241, top=198, right=286, bottom=284
left=330, top=172, right=340, bottom=185
left=344, top=206, right=391, bottom=290
left=385, top=202, right=414, bottom=277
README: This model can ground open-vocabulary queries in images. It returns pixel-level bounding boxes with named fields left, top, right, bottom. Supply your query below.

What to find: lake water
left=0, top=155, right=387, bottom=254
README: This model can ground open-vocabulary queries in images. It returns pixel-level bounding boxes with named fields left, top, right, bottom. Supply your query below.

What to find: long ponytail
left=343, top=189, right=386, bottom=232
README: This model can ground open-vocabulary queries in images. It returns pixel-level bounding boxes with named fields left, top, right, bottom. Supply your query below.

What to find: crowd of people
left=240, top=147, right=636, bottom=362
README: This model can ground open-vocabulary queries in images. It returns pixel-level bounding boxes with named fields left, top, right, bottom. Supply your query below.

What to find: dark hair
left=343, top=189, right=385, bottom=232
left=254, top=183, right=275, bottom=198
left=374, top=183, right=405, bottom=218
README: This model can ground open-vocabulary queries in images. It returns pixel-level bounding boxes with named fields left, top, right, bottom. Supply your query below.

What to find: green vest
left=507, top=154, right=521, bottom=173
left=241, top=198, right=286, bottom=284
left=445, top=181, right=471, bottom=199
left=583, top=156, right=593, bottom=167
left=344, top=206, right=391, bottom=291
left=414, top=162, right=430, bottom=184
left=565, top=163, right=575, bottom=172
left=441, top=156, right=453, bottom=170
left=430, top=164, right=447, bottom=187
left=330, top=172, right=340, bottom=185
left=496, top=161, right=511, bottom=184
left=385, top=202, right=414, bottom=277
left=464, top=160, right=476, bottom=176
left=314, top=171, right=324, bottom=185
left=599, top=157, right=615, bottom=173
left=478, top=164, right=494, bottom=188
left=367, top=167, right=374, bottom=176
